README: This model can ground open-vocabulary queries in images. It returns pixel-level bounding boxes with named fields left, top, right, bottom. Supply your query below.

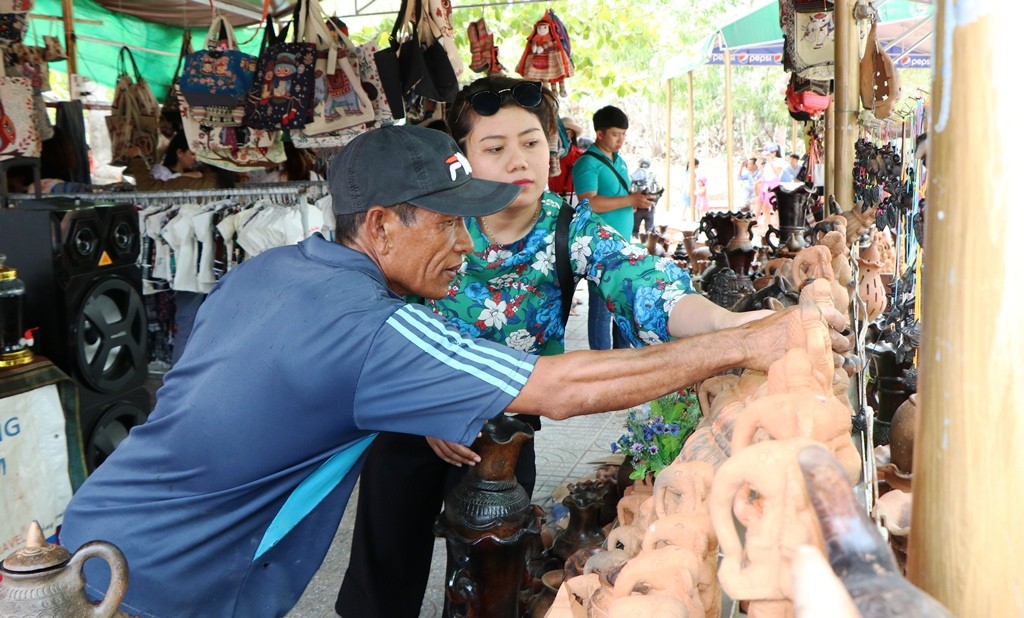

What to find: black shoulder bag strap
left=555, top=198, right=576, bottom=327
left=580, top=150, right=631, bottom=194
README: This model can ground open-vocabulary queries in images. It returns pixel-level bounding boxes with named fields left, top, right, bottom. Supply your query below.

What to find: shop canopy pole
left=724, top=43, right=734, bottom=210
left=687, top=70, right=695, bottom=221
left=908, top=4, right=1023, bottom=615
left=61, top=0, right=77, bottom=82
left=664, top=79, right=672, bottom=214
left=833, top=0, right=857, bottom=210
left=825, top=98, right=835, bottom=201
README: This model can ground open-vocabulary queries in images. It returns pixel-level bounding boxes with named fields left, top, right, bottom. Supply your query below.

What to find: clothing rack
left=4, top=181, right=330, bottom=206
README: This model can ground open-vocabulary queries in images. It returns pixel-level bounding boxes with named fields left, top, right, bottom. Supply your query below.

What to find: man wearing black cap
left=58, top=126, right=847, bottom=618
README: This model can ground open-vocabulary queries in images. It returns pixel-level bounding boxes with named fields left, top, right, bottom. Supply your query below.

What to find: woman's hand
left=426, top=437, right=480, bottom=467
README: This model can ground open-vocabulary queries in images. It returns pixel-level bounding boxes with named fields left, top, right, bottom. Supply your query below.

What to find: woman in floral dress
left=335, top=75, right=772, bottom=617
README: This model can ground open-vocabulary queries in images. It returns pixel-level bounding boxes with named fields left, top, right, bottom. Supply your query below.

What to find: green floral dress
left=426, top=192, right=695, bottom=356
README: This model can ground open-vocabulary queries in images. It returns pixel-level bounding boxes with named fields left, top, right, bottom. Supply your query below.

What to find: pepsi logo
left=898, top=55, right=912, bottom=67
left=773, top=53, right=783, bottom=63
left=736, top=52, right=749, bottom=63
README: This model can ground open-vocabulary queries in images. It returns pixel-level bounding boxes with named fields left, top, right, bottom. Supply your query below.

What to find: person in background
left=4, top=128, right=97, bottom=194
left=692, top=158, right=709, bottom=214
left=124, top=131, right=219, bottom=191
left=630, top=157, right=659, bottom=238
left=780, top=152, right=803, bottom=182
left=754, top=143, right=783, bottom=228
left=572, top=105, right=655, bottom=350
left=335, top=76, right=853, bottom=618
left=547, top=115, right=585, bottom=203
left=738, top=157, right=760, bottom=211
left=241, top=141, right=322, bottom=183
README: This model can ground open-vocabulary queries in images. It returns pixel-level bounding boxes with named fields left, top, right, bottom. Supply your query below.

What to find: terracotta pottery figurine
left=797, top=444, right=953, bottom=617
left=0, top=521, right=130, bottom=618
left=888, top=393, right=918, bottom=474
left=434, top=414, right=541, bottom=618
left=710, top=438, right=825, bottom=605
left=817, top=230, right=853, bottom=287
left=873, top=489, right=913, bottom=574
left=605, top=524, right=645, bottom=558
left=857, top=236, right=888, bottom=323
left=612, top=546, right=705, bottom=617
left=564, top=573, right=604, bottom=618
left=641, top=513, right=720, bottom=618
left=550, top=479, right=611, bottom=563
left=730, top=349, right=861, bottom=484
left=583, top=549, right=631, bottom=587
left=608, top=594, right=693, bottom=618
left=652, top=460, right=715, bottom=518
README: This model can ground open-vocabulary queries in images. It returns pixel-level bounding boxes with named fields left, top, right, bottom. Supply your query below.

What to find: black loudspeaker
left=0, top=199, right=150, bottom=471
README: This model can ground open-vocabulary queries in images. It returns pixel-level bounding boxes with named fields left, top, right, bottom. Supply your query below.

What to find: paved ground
left=286, top=282, right=630, bottom=618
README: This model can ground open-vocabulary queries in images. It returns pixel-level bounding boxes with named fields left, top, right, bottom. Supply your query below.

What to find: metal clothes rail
left=4, top=181, right=330, bottom=205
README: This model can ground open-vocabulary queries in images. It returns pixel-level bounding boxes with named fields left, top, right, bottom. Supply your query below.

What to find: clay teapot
left=0, top=521, right=129, bottom=618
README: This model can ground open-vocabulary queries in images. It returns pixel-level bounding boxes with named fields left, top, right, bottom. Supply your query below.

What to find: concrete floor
left=285, top=283, right=630, bottom=618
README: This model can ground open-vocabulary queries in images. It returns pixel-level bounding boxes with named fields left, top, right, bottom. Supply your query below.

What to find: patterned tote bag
left=180, top=15, right=257, bottom=126
left=0, top=61, right=40, bottom=160
left=243, top=4, right=317, bottom=130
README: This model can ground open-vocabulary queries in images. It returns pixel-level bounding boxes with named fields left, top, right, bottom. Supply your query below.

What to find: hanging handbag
left=10, top=43, right=48, bottom=92
left=177, top=85, right=286, bottom=172
left=0, top=13, right=27, bottom=44
left=107, top=47, right=160, bottom=165
left=297, top=0, right=373, bottom=136
left=0, top=0, right=33, bottom=11
left=243, top=4, right=317, bottom=130
left=161, top=31, right=193, bottom=138
left=780, top=0, right=836, bottom=81
left=0, top=61, right=41, bottom=160
left=180, top=15, right=257, bottom=125
left=42, top=35, right=66, bottom=61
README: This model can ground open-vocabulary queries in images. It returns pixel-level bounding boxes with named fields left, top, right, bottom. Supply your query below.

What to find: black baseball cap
left=328, top=125, right=521, bottom=217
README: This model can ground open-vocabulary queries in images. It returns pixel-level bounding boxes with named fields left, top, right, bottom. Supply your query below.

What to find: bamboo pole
left=61, top=0, right=77, bottom=82
left=825, top=99, right=835, bottom=201
left=832, top=0, right=857, bottom=210
left=687, top=70, right=696, bottom=222
left=907, top=4, right=1023, bottom=615
left=724, top=48, right=734, bottom=210
left=791, top=120, right=798, bottom=157
left=665, top=80, right=672, bottom=214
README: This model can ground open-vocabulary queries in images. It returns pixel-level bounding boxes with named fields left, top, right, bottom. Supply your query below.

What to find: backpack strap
left=579, top=150, right=631, bottom=194
left=555, top=198, right=576, bottom=326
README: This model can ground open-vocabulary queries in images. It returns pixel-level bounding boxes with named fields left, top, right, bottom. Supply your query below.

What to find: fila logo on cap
left=446, top=152, right=472, bottom=181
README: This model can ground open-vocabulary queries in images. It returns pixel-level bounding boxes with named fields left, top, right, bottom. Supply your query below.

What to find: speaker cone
left=86, top=399, right=148, bottom=471
left=73, top=276, right=146, bottom=393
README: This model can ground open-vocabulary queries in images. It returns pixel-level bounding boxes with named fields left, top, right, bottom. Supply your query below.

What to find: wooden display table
left=0, top=356, right=84, bottom=559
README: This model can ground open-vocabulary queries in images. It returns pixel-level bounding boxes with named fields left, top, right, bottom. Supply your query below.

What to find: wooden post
left=687, top=70, right=696, bottom=222
left=832, top=0, right=857, bottom=210
left=907, top=4, right=1024, bottom=616
left=825, top=99, right=835, bottom=201
left=791, top=119, right=798, bottom=156
left=724, top=48, right=734, bottom=211
left=61, top=0, right=77, bottom=85
left=665, top=80, right=672, bottom=214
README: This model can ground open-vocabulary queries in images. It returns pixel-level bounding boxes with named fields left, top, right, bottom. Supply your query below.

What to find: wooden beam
left=61, top=0, right=77, bottom=78
left=833, top=0, right=858, bottom=210
left=724, top=47, right=734, bottom=211
left=687, top=70, right=695, bottom=222
left=907, top=4, right=1023, bottom=615
left=665, top=79, right=672, bottom=213
left=825, top=98, right=834, bottom=202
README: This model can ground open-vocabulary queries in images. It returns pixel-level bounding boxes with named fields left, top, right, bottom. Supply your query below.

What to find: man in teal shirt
left=572, top=105, right=655, bottom=349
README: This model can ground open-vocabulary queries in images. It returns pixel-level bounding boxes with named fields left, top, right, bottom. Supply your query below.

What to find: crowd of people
left=47, top=74, right=846, bottom=618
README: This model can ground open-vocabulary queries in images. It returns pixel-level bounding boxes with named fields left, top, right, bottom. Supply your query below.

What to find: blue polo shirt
left=571, top=145, right=633, bottom=238
left=59, top=234, right=537, bottom=618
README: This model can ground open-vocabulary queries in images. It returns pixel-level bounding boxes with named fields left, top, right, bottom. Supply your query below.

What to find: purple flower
left=631, top=443, right=644, bottom=454
left=653, top=423, right=667, bottom=434
left=667, top=424, right=681, bottom=436
left=648, top=444, right=659, bottom=455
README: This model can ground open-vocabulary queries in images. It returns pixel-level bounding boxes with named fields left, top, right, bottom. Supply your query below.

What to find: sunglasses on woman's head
left=456, top=81, right=544, bottom=125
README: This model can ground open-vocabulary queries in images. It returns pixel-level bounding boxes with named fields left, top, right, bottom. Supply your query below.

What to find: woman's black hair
left=162, top=131, right=190, bottom=168
left=445, top=75, right=558, bottom=149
